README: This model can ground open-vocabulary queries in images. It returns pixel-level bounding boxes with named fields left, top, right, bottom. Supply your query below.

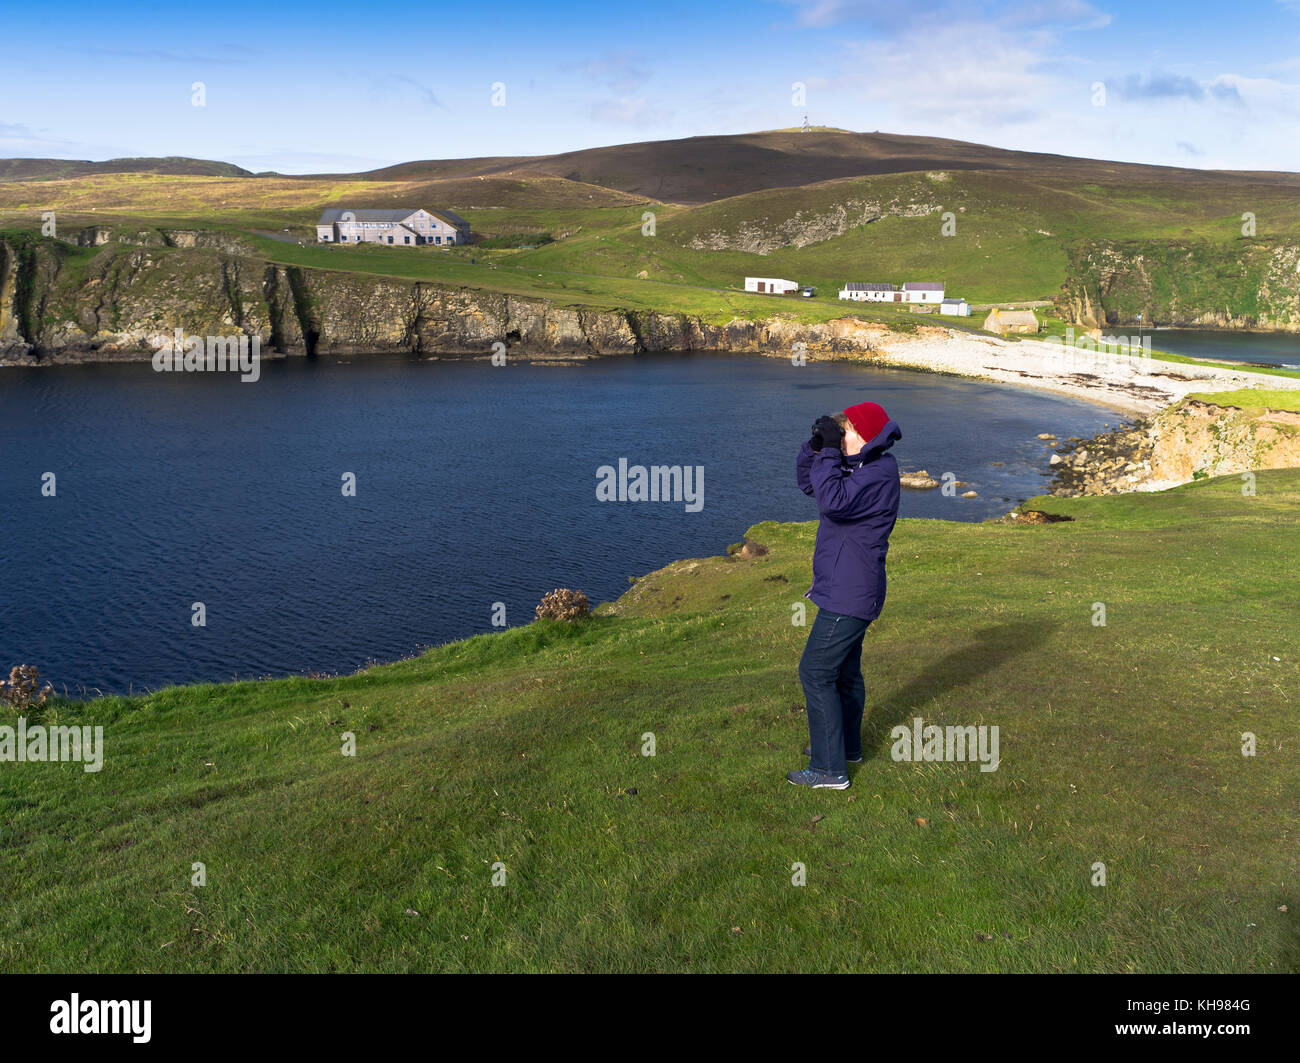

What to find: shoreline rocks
left=899, top=470, right=941, bottom=489
left=1048, top=398, right=1300, bottom=496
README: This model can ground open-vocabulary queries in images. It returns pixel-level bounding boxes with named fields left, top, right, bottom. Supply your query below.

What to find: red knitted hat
left=843, top=401, right=890, bottom=442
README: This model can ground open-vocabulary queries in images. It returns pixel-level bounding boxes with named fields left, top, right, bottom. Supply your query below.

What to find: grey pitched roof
left=318, top=206, right=471, bottom=228
left=318, top=208, right=420, bottom=224
left=941, top=297, right=966, bottom=304
left=843, top=282, right=896, bottom=291
left=903, top=282, right=944, bottom=291
left=427, top=208, right=469, bottom=228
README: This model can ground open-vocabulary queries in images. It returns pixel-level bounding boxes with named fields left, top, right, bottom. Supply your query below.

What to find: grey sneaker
left=804, top=746, right=863, bottom=764
left=786, top=768, right=850, bottom=790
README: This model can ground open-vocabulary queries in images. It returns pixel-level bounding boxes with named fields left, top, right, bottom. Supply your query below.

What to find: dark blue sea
left=1, top=351, right=1122, bottom=693
left=1102, top=327, right=1300, bottom=370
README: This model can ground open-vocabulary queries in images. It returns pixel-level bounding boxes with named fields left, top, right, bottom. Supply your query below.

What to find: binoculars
left=810, top=415, right=845, bottom=450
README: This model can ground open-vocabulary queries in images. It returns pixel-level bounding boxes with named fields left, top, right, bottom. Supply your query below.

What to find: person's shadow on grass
left=858, top=620, right=1056, bottom=763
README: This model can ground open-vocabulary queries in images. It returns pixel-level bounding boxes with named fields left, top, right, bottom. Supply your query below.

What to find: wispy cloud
left=781, top=0, right=937, bottom=29
left=0, top=122, right=103, bottom=158
left=838, top=21, right=1061, bottom=128
left=1118, top=72, right=1240, bottom=103
left=76, top=45, right=260, bottom=65
left=590, top=97, right=672, bottom=127
left=780, top=0, right=1109, bottom=30
left=364, top=74, right=445, bottom=109
left=225, top=151, right=403, bottom=175
left=573, top=51, right=651, bottom=94
left=1212, top=72, right=1300, bottom=115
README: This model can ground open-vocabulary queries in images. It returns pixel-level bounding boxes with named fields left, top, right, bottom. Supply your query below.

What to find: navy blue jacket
left=795, top=420, right=902, bottom=622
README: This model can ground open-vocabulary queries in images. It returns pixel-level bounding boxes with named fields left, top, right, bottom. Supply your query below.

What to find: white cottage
left=939, top=298, right=970, bottom=316
left=745, top=277, right=799, bottom=295
left=839, top=283, right=897, bottom=302
left=902, top=282, right=944, bottom=303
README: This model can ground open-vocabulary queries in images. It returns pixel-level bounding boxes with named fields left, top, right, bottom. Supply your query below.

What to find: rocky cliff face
left=0, top=234, right=906, bottom=365
left=1059, top=240, right=1300, bottom=332
left=1050, top=399, right=1300, bottom=495
left=682, top=197, right=941, bottom=255
left=65, top=225, right=253, bottom=252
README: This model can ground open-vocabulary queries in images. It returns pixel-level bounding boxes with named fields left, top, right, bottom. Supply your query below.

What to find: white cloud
left=1212, top=72, right=1300, bottom=115
left=782, top=0, right=1300, bottom=171
left=838, top=21, right=1063, bottom=129
left=780, top=0, right=1110, bottom=30
left=226, top=151, right=403, bottom=175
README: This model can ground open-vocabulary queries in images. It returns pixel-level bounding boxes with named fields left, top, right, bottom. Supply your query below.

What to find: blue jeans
left=798, top=607, right=871, bottom=775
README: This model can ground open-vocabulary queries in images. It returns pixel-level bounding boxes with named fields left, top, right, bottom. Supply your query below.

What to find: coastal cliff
left=1049, top=398, right=1300, bottom=495
left=1059, top=239, right=1300, bottom=332
left=0, top=233, right=901, bottom=365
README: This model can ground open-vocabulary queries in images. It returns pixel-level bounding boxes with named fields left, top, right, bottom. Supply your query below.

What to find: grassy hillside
left=0, top=172, right=648, bottom=235
left=3, top=129, right=1298, bottom=329
left=2, top=470, right=1296, bottom=973
left=231, top=231, right=936, bottom=326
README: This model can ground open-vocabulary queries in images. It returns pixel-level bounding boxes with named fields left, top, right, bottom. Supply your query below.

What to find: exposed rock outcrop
left=682, top=198, right=940, bottom=255
left=899, top=470, right=941, bottom=489
left=1050, top=399, right=1300, bottom=495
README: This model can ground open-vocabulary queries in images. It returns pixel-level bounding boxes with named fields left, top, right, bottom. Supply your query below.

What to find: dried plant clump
left=535, top=588, right=591, bottom=621
left=1, top=665, right=52, bottom=711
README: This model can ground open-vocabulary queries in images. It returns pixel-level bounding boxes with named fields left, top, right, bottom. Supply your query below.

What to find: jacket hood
left=847, top=419, right=902, bottom=463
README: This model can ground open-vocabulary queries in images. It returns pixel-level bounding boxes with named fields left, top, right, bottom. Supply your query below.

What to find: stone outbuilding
left=984, top=308, right=1040, bottom=334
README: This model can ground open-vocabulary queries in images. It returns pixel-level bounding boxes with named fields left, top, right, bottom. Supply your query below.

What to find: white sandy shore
left=866, top=326, right=1300, bottom=418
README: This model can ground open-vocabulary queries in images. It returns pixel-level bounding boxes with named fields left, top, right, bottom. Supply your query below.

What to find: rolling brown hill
left=0, top=156, right=253, bottom=181
left=6, top=130, right=1298, bottom=205
left=344, top=129, right=1300, bottom=204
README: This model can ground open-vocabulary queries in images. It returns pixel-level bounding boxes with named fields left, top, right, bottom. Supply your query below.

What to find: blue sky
left=2, top=0, right=1298, bottom=173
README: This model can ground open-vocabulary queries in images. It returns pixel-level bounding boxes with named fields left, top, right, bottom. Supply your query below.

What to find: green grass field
left=4, top=136, right=1299, bottom=311
left=1186, top=388, right=1300, bottom=412
left=3, top=469, right=1296, bottom=973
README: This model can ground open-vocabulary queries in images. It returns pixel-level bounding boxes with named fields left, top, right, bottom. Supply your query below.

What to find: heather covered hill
left=347, top=128, right=1300, bottom=204
left=0, top=156, right=253, bottom=181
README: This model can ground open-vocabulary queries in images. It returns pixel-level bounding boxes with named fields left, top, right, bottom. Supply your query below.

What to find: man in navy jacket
left=790, top=401, right=902, bottom=789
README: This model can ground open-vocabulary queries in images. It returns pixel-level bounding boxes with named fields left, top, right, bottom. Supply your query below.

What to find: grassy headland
left=2, top=469, right=1295, bottom=973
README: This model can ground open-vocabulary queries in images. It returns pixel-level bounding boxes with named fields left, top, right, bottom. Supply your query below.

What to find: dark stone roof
left=427, top=208, right=469, bottom=228
left=316, top=207, right=469, bottom=227
left=317, top=208, right=418, bottom=224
